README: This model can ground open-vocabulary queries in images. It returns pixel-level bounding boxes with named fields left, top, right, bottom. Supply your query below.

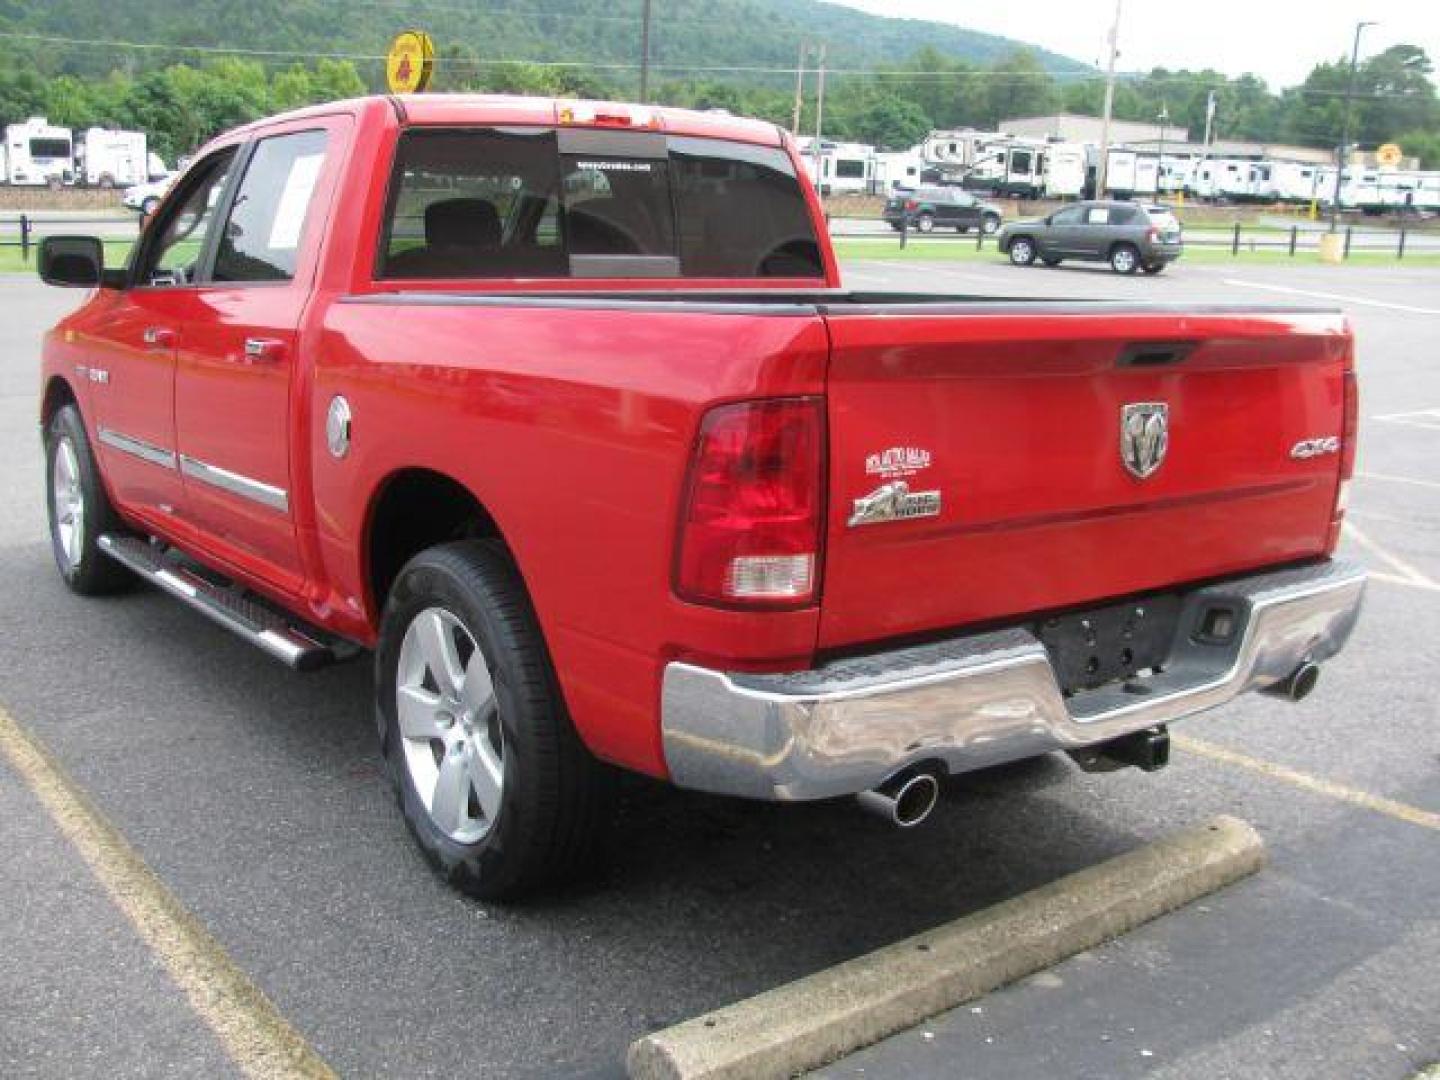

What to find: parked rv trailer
left=962, top=139, right=1046, bottom=198
left=1042, top=143, right=1087, bottom=199
left=873, top=149, right=925, bottom=194
left=795, top=138, right=876, bottom=196
left=75, top=128, right=150, bottom=188
left=1102, top=149, right=1160, bottom=197
left=922, top=130, right=1002, bottom=169
left=2, top=117, right=74, bottom=187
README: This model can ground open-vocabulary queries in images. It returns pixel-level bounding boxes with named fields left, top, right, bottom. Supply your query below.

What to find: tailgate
left=819, top=303, right=1350, bottom=649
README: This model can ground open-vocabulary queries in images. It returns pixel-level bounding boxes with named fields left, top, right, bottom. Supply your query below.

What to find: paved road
left=1, top=262, right=1437, bottom=1078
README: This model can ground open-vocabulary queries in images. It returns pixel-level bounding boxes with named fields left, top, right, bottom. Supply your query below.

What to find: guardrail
left=830, top=215, right=1437, bottom=260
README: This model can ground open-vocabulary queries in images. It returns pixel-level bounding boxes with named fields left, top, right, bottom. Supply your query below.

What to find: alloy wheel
left=51, top=437, right=85, bottom=570
left=396, top=607, right=505, bottom=844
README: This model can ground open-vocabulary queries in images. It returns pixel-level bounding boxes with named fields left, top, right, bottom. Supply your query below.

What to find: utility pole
left=1202, top=90, right=1215, bottom=148
left=812, top=43, right=827, bottom=190
left=1156, top=102, right=1168, bottom=196
left=791, top=41, right=807, bottom=134
left=1095, top=0, right=1123, bottom=199
left=1330, top=20, right=1375, bottom=231
left=638, top=0, right=653, bottom=102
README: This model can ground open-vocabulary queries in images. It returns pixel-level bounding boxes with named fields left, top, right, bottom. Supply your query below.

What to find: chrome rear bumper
left=661, top=559, right=1366, bottom=801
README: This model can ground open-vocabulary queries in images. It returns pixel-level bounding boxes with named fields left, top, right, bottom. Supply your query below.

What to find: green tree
left=980, top=48, right=1057, bottom=128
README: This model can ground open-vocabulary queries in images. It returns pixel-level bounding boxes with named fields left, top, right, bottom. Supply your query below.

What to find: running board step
left=97, top=534, right=358, bottom=671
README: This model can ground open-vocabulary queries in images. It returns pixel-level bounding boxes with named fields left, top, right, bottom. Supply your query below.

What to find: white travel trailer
left=1268, top=161, right=1328, bottom=204
left=872, top=149, right=925, bottom=194
left=921, top=129, right=1002, bottom=170
left=3, top=117, right=74, bottom=187
left=1415, top=173, right=1440, bottom=212
left=1042, top=143, right=1087, bottom=199
left=962, top=139, right=1047, bottom=198
left=75, top=128, right=150, bottom=188
left=1156, top=155, right=1196, bottom=195
left=1191, top=158, right=1251, bottom=201
left=1103, top=149, right=1157, bottom=196
left=795, top=138, right=875, bottom=196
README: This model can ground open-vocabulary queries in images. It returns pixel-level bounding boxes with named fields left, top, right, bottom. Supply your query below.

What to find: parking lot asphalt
left=1, top=259, right=1437, bottom=1079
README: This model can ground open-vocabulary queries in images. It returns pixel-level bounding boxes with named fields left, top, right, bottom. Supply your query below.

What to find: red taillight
left=904, top=199, right=919, bottom=211
left=1339, top=368, right=1358, bottom=481
left=675, top=398, right=825, bottom=608
left=1147, top=226, right=1159, bottom=241
left=1327, top=367, right=1359, bottom=552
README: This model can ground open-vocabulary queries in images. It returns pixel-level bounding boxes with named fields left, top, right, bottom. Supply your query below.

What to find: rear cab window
left=378, top=125, right=824, bottom=281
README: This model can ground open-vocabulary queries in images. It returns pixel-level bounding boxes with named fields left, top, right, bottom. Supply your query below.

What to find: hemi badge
left=848, top=481, right=942, bottom=527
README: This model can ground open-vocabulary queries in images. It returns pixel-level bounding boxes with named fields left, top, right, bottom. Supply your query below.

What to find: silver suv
left=999, top=201, right=1184, bottom=274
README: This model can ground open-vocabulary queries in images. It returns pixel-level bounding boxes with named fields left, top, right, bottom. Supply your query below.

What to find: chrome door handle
left=243, top=338, right=286, bottom=363
left=142, top=326, right=175, bottom=347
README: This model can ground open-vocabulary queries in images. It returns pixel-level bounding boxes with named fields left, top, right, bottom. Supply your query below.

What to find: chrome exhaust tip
left=1266, top=660, right=1320, bottom=702
left=857, top=771, right=941, bottom=828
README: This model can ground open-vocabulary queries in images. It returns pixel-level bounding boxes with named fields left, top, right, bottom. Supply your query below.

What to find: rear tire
left=44, top=403, right=132, bottom=596
left=377, top=541, right=612, bottom=900
left=982, top=214, right=1001, bottom=235
left=915, top=213, right=935, bottom=233
left=1110, top=243, right=1141, bottom=275
left=1008, top=237, right=1037, bottom=265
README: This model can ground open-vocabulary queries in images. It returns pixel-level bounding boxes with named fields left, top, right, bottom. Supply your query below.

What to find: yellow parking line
left=1173, top=733, right=1440, bottom=832
left=0, top=706, right=335, bottom=1080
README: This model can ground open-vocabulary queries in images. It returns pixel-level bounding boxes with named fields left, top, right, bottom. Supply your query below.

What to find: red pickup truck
left=38, top=95, right=1365, bottom=899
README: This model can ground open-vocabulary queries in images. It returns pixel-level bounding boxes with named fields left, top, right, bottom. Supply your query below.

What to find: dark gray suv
left=998, top=201, right=1183, bottom=274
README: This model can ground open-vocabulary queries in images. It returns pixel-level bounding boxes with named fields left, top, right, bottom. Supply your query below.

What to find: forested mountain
left=0, top=0, right=1090, bottom=83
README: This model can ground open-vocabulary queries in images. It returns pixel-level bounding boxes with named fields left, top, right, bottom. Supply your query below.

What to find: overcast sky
left=833, top=0, right=1440, bottom=90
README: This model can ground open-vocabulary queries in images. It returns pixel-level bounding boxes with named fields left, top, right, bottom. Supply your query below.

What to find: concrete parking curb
left=627, top=815, right=1265, bottom=1080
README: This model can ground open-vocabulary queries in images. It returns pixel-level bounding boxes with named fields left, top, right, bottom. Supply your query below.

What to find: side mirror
left=39, top=236, right=109, bottom=288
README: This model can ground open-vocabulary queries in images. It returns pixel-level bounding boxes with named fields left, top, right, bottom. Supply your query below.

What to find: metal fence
left=0, top=214, right=140, bottom=263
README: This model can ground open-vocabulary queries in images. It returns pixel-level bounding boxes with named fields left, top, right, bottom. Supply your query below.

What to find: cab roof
left=231, top=93, right=787, bottom=148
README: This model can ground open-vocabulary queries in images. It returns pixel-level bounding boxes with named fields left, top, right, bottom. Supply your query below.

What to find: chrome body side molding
left=179, top=455, right=289, bottom=513
left=661, top=559, right=1367, bottom=801
left=97, top=427, right=177, bottom=470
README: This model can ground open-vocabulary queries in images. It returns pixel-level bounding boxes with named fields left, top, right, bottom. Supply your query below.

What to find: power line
left=0, top=31, right=1431, bottom=99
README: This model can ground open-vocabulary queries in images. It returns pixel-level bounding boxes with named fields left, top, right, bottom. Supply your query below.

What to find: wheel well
left=41, top=376, right=77, bottom=428
left=1006, top=234, right=1033, bottom=251
left=366, top=469, right=504, bottom=615
left=1110, top=240, right=1140, bottom=257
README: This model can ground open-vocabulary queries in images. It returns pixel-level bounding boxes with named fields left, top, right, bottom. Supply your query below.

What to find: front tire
left=1008, top=237, right=1037, bottom=265
left=44, top=403, right=132, bottom=595
left=1110, top=243, right=1141, bottom=275
left=377, top=541, right=612, bottom=900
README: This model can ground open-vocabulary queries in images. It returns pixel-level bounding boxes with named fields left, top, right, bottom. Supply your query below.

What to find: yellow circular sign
left=1376, top=142, right=1403, bottom=167
left=386, top=30, right=435, bottom=94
